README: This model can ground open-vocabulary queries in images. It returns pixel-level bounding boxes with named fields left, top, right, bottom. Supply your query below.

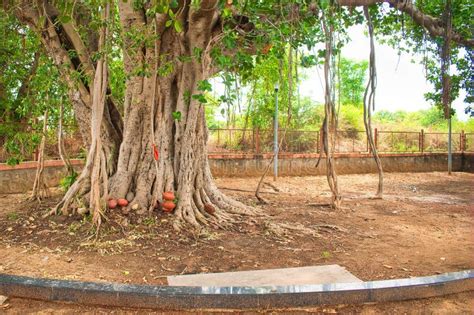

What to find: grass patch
left=6, top=212, right=19, bottom=221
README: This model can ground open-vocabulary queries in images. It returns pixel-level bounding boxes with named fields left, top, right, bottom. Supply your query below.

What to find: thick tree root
left=171, top=166, right=260, bottom=231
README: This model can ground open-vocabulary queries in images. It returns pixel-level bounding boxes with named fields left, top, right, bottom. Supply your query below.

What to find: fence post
left=461, top=130, right=465, bottom=152
left=255, top=128, right=260, bottom=155
left=320, top=128, right=324, bottom=154
left=420, top=129, right=424, bottom=153
left=316, top=130, right=319, bottom=153
left=374, top=128, right=378, bottom=150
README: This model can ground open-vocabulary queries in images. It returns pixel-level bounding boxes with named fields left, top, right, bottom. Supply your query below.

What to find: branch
left=43, top=3, right=95, bottom=78
left=388, top=0, right=473, bottom=48
left=337, top=0, right=474, bottom=48
left=16, top=51, right=40, bottom=101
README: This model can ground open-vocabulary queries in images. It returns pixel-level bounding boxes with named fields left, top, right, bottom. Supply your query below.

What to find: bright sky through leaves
left=299, top=25, right=469, bottom=121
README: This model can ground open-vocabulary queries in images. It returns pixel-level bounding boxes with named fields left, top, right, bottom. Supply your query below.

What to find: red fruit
left=204, top=203, right=215, bottom=215
left=162, top=191, right=175, bottom=201
left=108, top=199, right=118, bottom=209
left=117, top=198, right=128, bottom=207
left=162, top=201, right=176, bottom=213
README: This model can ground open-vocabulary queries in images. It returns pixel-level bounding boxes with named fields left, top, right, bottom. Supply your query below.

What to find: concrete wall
left=209, top=153, right=474, bottom=177
left=0, top=160, right=83, bottom=194
left=0, top=153, right=472, bottom=193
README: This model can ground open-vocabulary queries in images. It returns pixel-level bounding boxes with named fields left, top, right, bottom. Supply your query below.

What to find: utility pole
left=273, top=82, right=279, bottom=181
left=448, top=115, right=452, bottom=174
left=443, top=0, right=453, bottom=175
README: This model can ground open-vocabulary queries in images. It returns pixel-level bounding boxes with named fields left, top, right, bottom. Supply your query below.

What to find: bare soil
left=0, top=172, right=473, bottom=313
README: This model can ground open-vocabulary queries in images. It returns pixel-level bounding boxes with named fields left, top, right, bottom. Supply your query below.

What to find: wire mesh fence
left=207, top=128, right=472, bottom=155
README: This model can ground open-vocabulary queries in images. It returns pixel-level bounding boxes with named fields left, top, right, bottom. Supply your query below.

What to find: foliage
left=373, top=107, right=474, bottom=132
left=337, top=57, right=368, bottom=106
left=370, top=0, right=474, bottom=114
left=59, top=171, right=78, bottom=192
left=0, top=10, right=75, bottom=165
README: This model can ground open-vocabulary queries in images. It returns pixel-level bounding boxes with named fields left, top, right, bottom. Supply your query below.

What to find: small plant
left=321, top=251, right=331, bottom=259
left=143, top=217, right=156, bottom=226
left=60, top=171, right=78, bottom=191
left=6, top=212, right=19, bottom=221
left=68, top=221, right=82, bottom=233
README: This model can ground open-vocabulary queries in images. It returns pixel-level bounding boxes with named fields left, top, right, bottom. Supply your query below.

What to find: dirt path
left=0, top=172, right=473, bottom=312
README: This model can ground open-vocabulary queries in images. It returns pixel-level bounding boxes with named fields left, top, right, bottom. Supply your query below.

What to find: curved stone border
left=0, top=270, right=473, bottom=310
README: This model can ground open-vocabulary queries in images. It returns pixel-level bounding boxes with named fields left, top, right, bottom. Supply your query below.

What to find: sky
left=299, top=25, right=469, bottom=121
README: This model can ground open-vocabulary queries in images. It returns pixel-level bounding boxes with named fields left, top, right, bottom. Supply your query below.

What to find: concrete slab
left=167, top=265, right=362, bottom=287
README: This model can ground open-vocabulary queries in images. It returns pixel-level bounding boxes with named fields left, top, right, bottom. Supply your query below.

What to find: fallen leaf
left=0, top=295, right=8, bottom=305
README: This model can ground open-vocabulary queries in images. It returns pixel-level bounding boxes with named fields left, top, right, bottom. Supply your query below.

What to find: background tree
left=0, top=10, right=74, bottom=166
left=337, top=58, right=368, bottom=106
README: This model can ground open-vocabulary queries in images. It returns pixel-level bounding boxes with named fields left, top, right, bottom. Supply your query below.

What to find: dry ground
left=0, top=171, right=473, bottom=313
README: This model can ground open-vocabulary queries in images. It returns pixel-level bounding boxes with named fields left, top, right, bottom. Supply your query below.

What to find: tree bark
left=31, top=109, right=49, bottom=201
left=57, top=101, right=74, bottom=176
left=104, top=0, right=257, bottom=230
left=363, top=6, right=384, bottom=198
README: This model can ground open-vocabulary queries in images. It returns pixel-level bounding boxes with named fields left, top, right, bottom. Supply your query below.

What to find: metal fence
left=1, top=127, right=473, bottom=163
left=207, top=128, right=474, bottom=155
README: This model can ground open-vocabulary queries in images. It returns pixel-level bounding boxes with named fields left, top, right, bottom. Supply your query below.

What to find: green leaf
left=192, top=47, right=203, bottom=60
left=58, top=15, right=72, bottom=24
left=319, top=0, right=329, bottom=9
left=197, top=80, right=212, bottom=92
left=192, top=94, right=207, bottom=104
left=37, top=16, right=46, bottom=26
left=174, top=20, right=183, bottom=33
left=165, top=20, right=173, bottom=28
left=183, top=90, right=191, bottom=105
left=6, top=157, right=20, bottom=166
left=172, top=111, right=182, bottom=121
left=170, top=0, right=179, bottom=8
left=222, top=7, right=232, bottom=19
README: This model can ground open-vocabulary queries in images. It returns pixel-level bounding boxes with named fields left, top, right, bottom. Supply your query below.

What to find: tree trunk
left=106, top=1, right=256, bottom=230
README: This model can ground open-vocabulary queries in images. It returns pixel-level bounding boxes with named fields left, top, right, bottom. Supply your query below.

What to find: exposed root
left=369, top=195, right=383, bottom=200
left=306, top=202, right=332, bottom=208
left=256, top=195, right=270, bottom=205
left=221, top=187, right=277, bottom=194
left=171, top=166, right=260, bottom=231
left=312, top=224, right=348, bottom=233
left=44, top=161, right=91, bottom=218
left=263, top=182, right=280, bottom=192
left=263, top=221, right=320, bottom=242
